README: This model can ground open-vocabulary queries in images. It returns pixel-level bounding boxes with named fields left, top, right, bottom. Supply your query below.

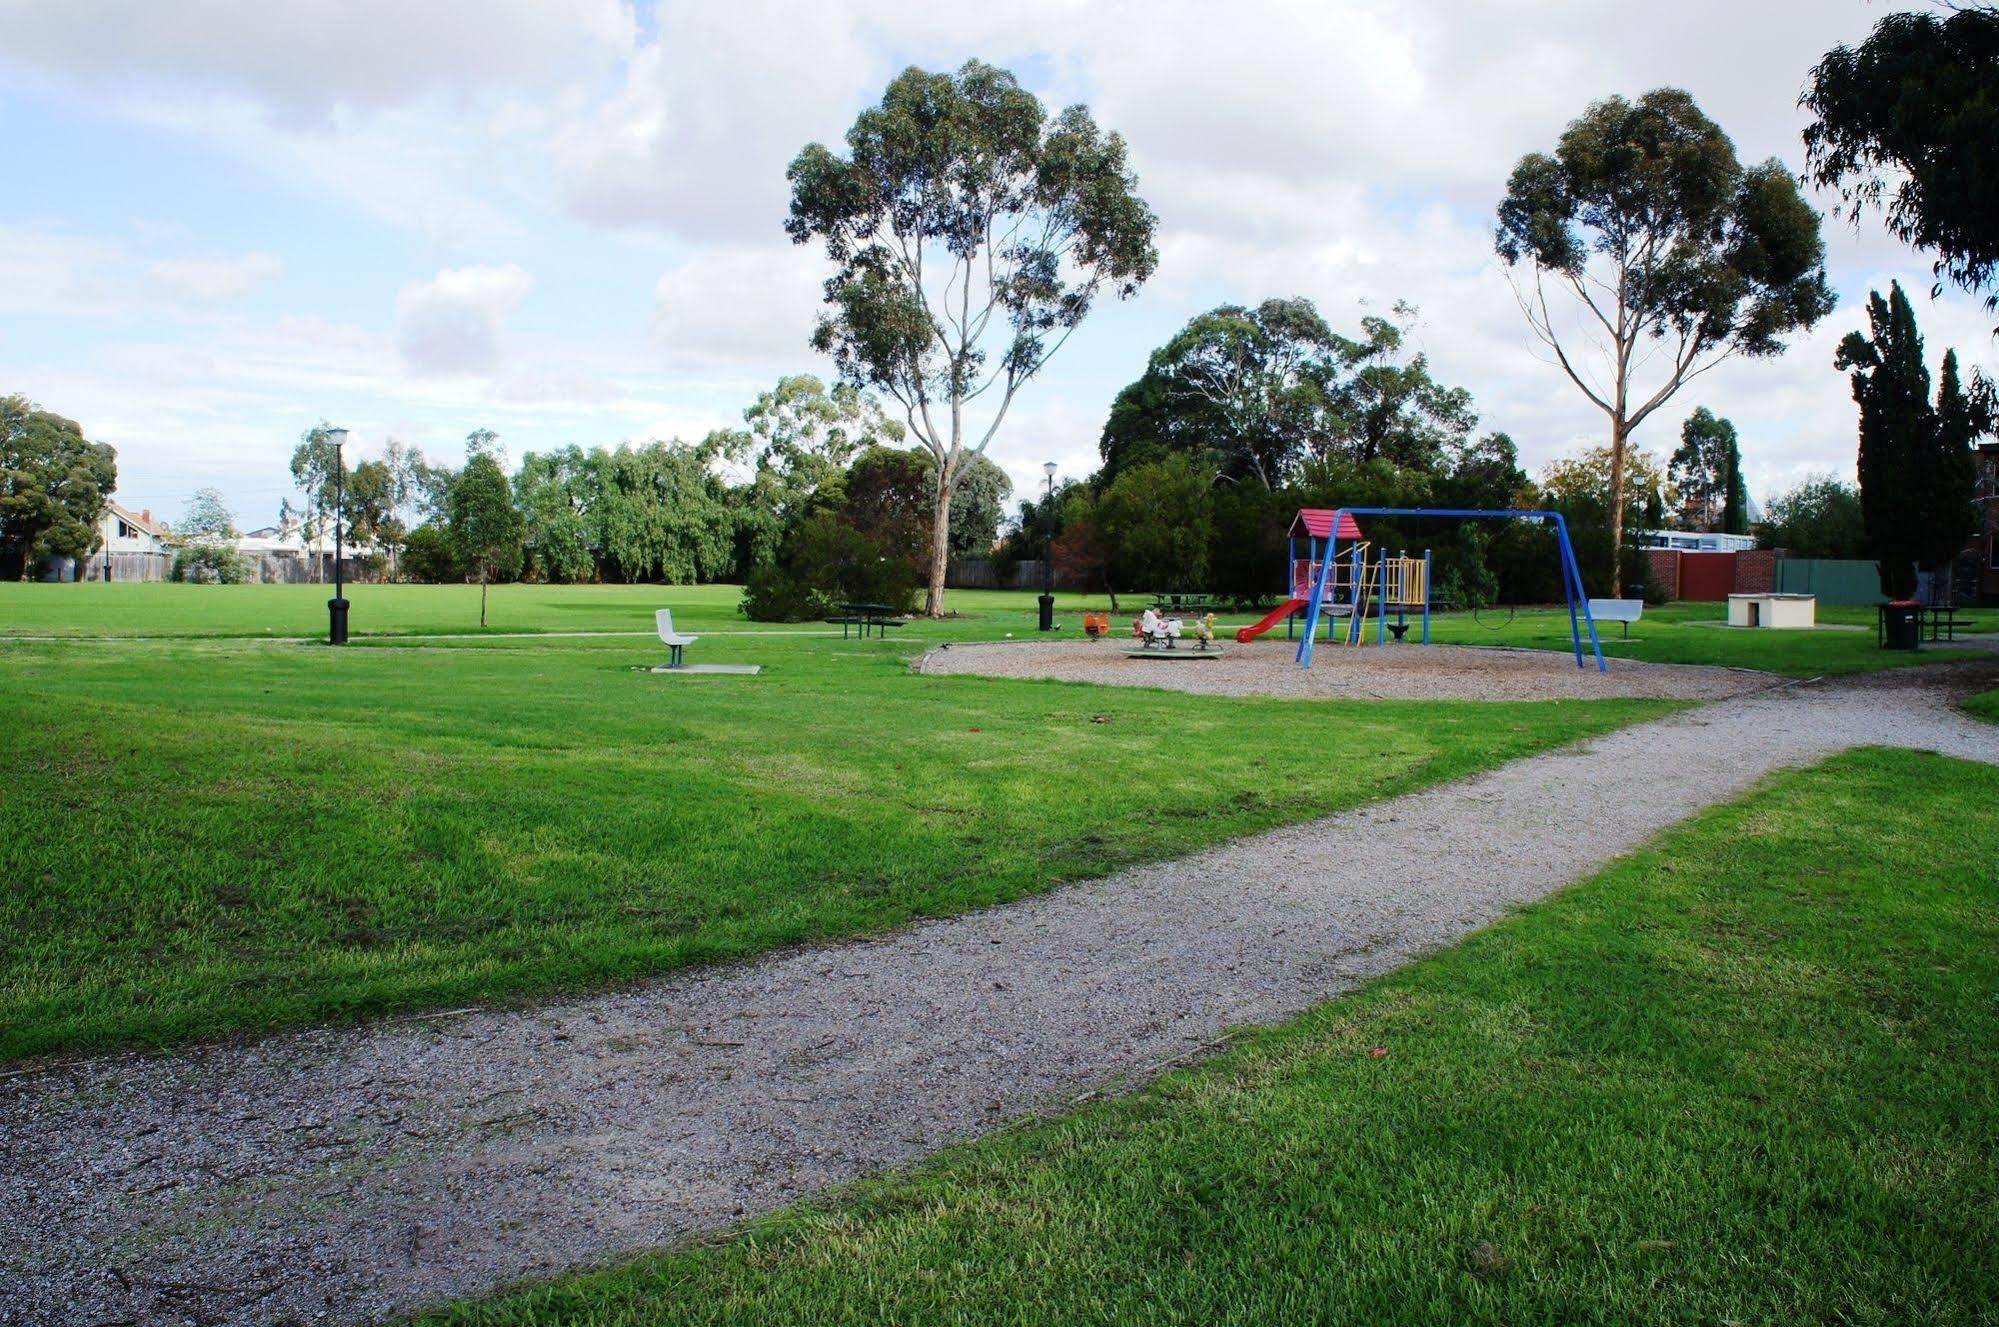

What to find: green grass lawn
left=0, top=630, right=1673, bottom=1060
left=0, top=581, right=1105, bottom=639
left=1423, top=599, right=1980, bottom=677
left=1966, top=688, right=1999, bottom=724
left=425, top=747, right=1999, bottom=1327
left=2, top=582, right=1972, bottom=676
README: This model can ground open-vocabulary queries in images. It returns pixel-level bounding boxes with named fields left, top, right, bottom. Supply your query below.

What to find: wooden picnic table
left=1151, top=592, right=1217, bottom=614
left=834, top=603, right=907, bottom=639
left=1919, top=603, right=1980, bottom=642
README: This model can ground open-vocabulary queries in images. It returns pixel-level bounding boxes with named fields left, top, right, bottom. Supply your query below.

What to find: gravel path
left=916, top=636, right=1770, bottom=701
left=3, top=670, right=1995, bottom=1327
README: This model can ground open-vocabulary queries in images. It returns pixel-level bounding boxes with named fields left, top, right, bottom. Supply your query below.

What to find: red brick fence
left=1644, top=548, right=1781, bottom=602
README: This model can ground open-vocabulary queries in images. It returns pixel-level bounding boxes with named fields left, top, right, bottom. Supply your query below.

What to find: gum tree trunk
left=1607, top=419, right=1629, bottom=597
left=926, top=468, right=954, bottom=618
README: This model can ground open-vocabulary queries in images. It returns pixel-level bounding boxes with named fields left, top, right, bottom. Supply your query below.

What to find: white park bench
left=1587, top=598, right=1643, bottom=639
left=656, top=609, right=699, bottom=669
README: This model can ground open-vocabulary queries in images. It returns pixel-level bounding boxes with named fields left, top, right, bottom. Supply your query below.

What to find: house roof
left=105, top=500, right=172, bottom=539
left=1290, top=508, right=1363, bottom=540
left=235, top=519, right=376, bottom=555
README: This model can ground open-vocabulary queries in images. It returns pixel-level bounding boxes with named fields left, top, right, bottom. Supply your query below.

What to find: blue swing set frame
left=1295, top=507, right=1607, bottom=673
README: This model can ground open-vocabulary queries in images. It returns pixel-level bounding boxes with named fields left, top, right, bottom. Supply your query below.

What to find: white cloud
left=0, top=225, right=131, bottom=317
left=393, top=264, right=536, bottom=375
left=0, top=0, right=632, bottom=119
left=553, top=1, right=878, bottom=240
left=147, top=252, right=283, bottom=303
left=0, top=226, right=280, bottom=317
left=651, top=242, right=827, bottom=368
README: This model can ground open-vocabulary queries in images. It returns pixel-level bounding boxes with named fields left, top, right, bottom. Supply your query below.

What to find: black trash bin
left=1879, top=599, right=1919, bottom=650
left=328, top=596, right=350, bottom=645
left=1037, top=592, right=1055, bottom=632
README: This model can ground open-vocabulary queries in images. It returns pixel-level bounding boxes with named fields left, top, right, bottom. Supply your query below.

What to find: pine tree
left=1930, top=350, right=1983, bottom=595
left=1719, top=440, right=1750, bottom=536
left=1836, top=282, right=1980, bottom=598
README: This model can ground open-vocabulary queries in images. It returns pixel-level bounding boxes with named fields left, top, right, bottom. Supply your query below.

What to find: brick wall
left=1732, top=549, right=1779, bottom=594
left=1644, top=549, right=1680, bottom=600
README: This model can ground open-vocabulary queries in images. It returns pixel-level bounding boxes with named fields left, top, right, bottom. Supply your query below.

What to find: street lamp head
left=324, top=426, right=349, bottom=450
left=1042, top=461, right=1057, bottom=478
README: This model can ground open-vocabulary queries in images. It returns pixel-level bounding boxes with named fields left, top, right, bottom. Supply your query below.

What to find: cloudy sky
left=1, top=0, right=1991, bottom=529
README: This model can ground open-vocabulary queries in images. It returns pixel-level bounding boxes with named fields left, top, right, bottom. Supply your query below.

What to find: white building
left=59, top=501, right=176, bottom=582
left=1637, top=528, right=1759, bottom=554
left=236, top=518, right=377, bottom=584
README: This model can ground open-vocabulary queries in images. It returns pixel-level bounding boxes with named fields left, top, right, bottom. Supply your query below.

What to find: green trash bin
left=1880, top=600, right=1919, bottom=650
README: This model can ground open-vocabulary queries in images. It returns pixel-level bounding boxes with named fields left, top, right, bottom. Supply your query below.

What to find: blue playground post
left=1549, top=512, right=1607, bottom=671
left=1422, top=549, right=1432, bottom=644
left=1349, top=539, right=1364, bottom=644
left=1375, top=547, right=1387, bottom=643
left=1297, top=538, right=1337, bottom=666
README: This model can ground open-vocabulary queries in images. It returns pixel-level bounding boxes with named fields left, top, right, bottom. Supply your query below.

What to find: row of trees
left=793, top=13, right=1999, bottom=613
left=1803, top=6, right=1998, bottom=596
left=989, top=283, right=1838, bottom=608
left=274, top=18, right=1994, bottom=611
left=18, top=11, right=1996, bottom=604
left=263, top=375, right=1013, bottom=624
left=772, top=56, right=1859, bottom=612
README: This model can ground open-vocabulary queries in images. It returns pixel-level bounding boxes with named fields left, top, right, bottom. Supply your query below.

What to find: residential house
left=53, top=501, right=176, bottom=582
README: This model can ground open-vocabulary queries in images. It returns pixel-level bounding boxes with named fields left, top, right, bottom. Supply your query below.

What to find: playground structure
left=1235, top=507, right=1608, bottom=672
left=1234, top=509, right=1434, bottom=650
left=1305, top=508, right=1605, bottom=671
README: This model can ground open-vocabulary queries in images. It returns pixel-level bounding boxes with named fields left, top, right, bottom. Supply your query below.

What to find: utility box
left=1728, top=592, right=1816, bottom=629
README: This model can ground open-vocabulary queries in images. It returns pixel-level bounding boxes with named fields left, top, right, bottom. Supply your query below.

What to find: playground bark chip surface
left=916, top=636, right=1767, bottom=701
left=4, top=670, right=1995, bottom=1326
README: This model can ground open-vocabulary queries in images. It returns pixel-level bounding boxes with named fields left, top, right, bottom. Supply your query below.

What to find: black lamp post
left=1038, top=460, right=1057, bottom=631
left=325, top=426, right=350, bottom=645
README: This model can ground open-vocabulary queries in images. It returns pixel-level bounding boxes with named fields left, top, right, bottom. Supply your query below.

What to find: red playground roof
left=1291, top=508, right=1363, bottom=539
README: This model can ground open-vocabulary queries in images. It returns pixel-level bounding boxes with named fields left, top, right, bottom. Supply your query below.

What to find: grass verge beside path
left=1426, top=599, right=1980, bottom=677
left=425, top=747, right=1999, bottom=1327
left=0, top=634, right=1672, bottom=1061
left=1966, top=688, right=1999, bottom=723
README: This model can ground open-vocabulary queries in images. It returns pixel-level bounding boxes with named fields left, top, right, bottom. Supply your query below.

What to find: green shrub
left=740, top=563, right=828, bottom=622
left=171, top=542, right=249, bottom=584
left=399, top=524, right=462, bottom=583
left=740, top=513, right=920, bottom=622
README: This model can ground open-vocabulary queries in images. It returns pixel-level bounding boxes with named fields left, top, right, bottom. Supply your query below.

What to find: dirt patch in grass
left=917, top=636, right=1771, bottom=702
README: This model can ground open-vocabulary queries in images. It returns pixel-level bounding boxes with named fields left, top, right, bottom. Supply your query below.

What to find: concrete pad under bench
left=649, top=664, right=763, bottom=675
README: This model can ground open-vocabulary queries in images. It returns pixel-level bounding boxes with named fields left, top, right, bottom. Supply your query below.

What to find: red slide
left=1236, top=598, right=1308, bottom=643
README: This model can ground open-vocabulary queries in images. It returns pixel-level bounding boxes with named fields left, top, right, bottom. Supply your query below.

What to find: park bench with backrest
left=656, top=609, right=699, bottom=668
left=1587, top=598, right=1643, bottom=638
